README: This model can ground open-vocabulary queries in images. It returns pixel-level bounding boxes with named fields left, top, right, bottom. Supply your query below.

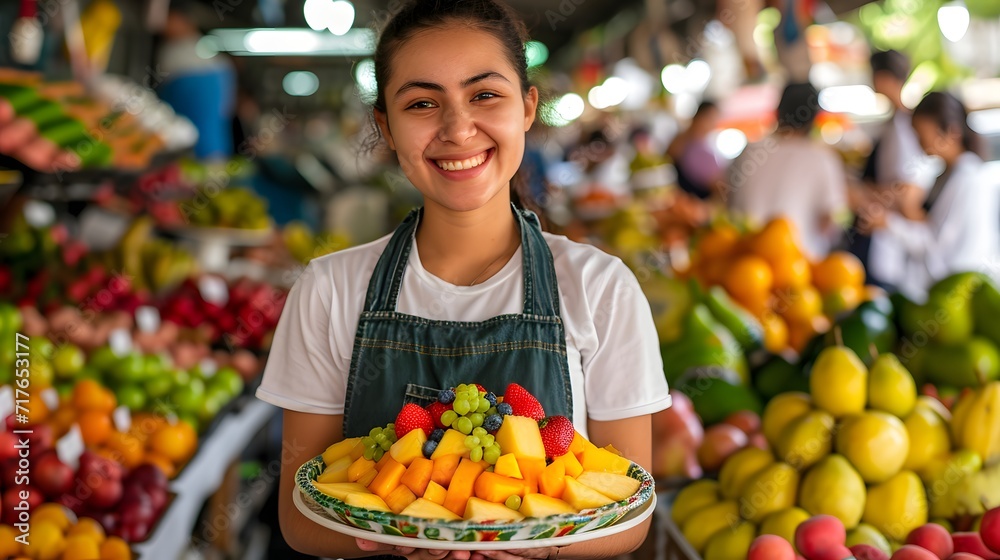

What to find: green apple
left=30, top=337, right=54, bottom=361
left=77, top=366, right=102, bottom=382
left=52, top=344, right=85, bottom=379
left=112, top=353, right=146, bottom=383
left=117, top=385, right=147, bottom=411
left=0, top=304, right=22, bottom=335
left=89, top=345, right=119, bottom=373
left=210, top=368, right=244, bottom=398
left=197, top=390, right=226, bottom=422
left=172, top=369, right=192, bottom=387
left=143, top=354, right=169, bottom=379
left=144, top=372, right=174, bottom=399
left=172, top=378, right=206, bottom=413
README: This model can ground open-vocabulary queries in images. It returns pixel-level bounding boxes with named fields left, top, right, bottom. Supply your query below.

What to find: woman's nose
left=438, top=106, right=477, bottom=145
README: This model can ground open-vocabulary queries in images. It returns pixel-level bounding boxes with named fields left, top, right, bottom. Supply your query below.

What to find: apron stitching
left=357, top=338, right=567, bottom=355
left=358, top=312, right=563, bottom=325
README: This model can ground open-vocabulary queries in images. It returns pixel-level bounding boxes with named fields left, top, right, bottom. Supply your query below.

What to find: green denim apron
left=342, top=206, right=573, bottom=437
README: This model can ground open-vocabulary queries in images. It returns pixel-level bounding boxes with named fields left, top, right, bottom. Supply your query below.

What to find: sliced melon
left=464, top=497, right=525, bottom=522
left=576, top=471, right=640, bottom=501
left=399, top=498, right=461, bottom=520
left=520, top=493, right=577, bottom=517
left=561, top=477, right=614, bottom=511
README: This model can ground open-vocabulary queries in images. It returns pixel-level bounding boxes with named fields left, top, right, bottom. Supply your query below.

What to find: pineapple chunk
left=579, top=447, right=631, bottom=475
left=385, top=485, right=418, bottom=514
left=430, top=429, right=471, bottom=459
left=389, top=429, right=428, bottom=466
left=317, top=455, right=352, bottom=483
left=400, top=498, right=461, bottom=520
left=345, top=492, right=391, bottom=512
left=323, top=438, right=362, bottom=465
left=576, top=471, right=640, bottom=501
left=313, top=482, right=371, bottom=501
left=357, top=469, right=378, bottom=487
left=424, top=481, right=448, bottom=505
left=464, top=497, right=525, bottom=522
left=495, top=416, right=546, bottom=460
left=561, top=477, right=614, bottom=511
left=495, top=454, right=523, bottom=479
left=520, top=493, right=577, bottom=517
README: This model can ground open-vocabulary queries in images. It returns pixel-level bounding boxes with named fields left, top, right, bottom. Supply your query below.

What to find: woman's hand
left=357, top=538, right=472, bottom=560
left=469, top=547, right=560, bottom=560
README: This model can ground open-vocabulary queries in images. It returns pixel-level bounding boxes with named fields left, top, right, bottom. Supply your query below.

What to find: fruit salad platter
left=294, top=383, right=655, bottom=547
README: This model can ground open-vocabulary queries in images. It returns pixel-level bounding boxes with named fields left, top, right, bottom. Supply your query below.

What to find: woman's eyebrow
left=393, top=71, right=511, bottom=100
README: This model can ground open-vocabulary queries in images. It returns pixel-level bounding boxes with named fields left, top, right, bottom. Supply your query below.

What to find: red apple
left=651, top=406, right=704, bottom=449
left=947, top=554, right=986, bottom=560
left=35, top=454, right=74, bottom=498
left=982, top=508, right=1000, bottom=553
left=891, top=545, right=943, bottom=560
left=748, top=535, right=796, bottom=560
left=851, top=544, right=890, bottom=560
left=906, top=523, right=954, bottom=559
left=0, top=432, right=19, bottom=461
left=812, top=545, right=855, bottom=560
left=26, top=423, right=53, bottom=451
left=952, top=533, right=1000, bottom=559
left=2, top=486, right=42, bottom=525
left=722, top=410, right=762, bottom=435
left=85, top=476, right=122, bottom=510
left=120, top=490, right=155, bottom=524
left=696, top=424, right=748, bottom=471
left=127, top=463, right=168, bottom=491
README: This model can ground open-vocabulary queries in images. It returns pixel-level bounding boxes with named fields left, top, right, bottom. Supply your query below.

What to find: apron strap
left=363, top=205, right=562, bottom=319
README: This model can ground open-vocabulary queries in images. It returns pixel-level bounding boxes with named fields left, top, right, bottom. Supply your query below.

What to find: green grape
left=482, top=435, right=495, bottom=448
left=464, top=435, right=478, bottom=449
left=470, top=413, right=484, bottom=427
left=476, top=398, right=491, bottom=413
left=373, top=448, right=384, bottom=461
left=483, top=444, right=501, bottom=465
left=453, top=399, right=471, bottom=415
left=386, top=423, right=395, bottom=433
left=472, top=427, right=487, bottom=437
left=468, top=396, right=480, bottom=411
left=505, top=495, right=521, bottom=510
left=470, top=446, right=484, bottom=462
left=441, top=410, right=458, bottom=426
left=369, top=427, right=381, bottom=438
left=487, top=407, right=498, bottom=416
left=363, top=447, right=375, bottom=460
left=455, top=417, right=473, bottom=435
left=362, top=436, right=375, bottom=448
left=374, top=433, right=387, bottom=445
left=379, top=439, right=392, bottom=451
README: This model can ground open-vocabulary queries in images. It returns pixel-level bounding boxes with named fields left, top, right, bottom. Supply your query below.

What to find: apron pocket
left=403, top=383, right=443, bottom=407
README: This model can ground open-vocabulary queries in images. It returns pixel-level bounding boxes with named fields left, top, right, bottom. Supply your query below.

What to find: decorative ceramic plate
left=294, top=455, right=655, bottom=544
left=293, top=484, right=656, bottom=550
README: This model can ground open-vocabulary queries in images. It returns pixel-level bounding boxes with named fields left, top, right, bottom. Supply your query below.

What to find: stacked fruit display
left=682, top=217, right=872, bottom=354
left=180, top=187, right=272, bottom=230
left=668, top=341, right=1000, bottom=559
left=0, top=503, right=133, bottom=559
left=308, top=383, right=646, bottom=522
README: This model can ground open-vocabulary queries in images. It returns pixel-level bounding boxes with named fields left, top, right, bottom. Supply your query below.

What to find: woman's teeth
left=435, top=151, right=487, bottom=171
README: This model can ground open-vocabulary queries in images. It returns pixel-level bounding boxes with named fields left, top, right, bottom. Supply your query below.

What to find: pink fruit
left=651, top=405, right=704, bottom=449
left=982, top=508, right=1000, bottom=553
left=83, top=476, right=123, bottom=510
left=812, top=545, right=855, bottom=560
left=696, top=424, right=748, bottom=471
left=795, top=515, right=847, bottom=559
left=947, top=554, right=986, bottom=560
left=851, top=544, right=890, bottom=560
left=749, top=432, right=770, bottom=451
left=0, top=432, right=19, bottom=462
left=748, top=535, right=796, bottom=560
left=722, top=410, right=762, bottom=435
left=127, top=463, right=168, bottom=491
left=907, top=523, right=955, bottom=559
left=35, top=454, right=74, bottom=498
left=651, top=437, right=700, bottom=479
left=892, top=545, right=945, bottom=560
left=952, top=533, right=1000, bottom=559
left=2, top=486, right=42, bottom=525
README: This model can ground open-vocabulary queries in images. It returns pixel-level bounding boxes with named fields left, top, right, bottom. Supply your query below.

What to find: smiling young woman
left=256, top=2, right=670, bottom=559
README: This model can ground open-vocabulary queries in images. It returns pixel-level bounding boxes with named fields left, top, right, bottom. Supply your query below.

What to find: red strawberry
left=425, top=401, right=452, bottom=429
left=395, top=404, right=434, bottom=438
left=538, top=416, right=574, bottom=459
left=475, top=384, right=488, bottom=393
left=503, top=383, right=545, bottom=421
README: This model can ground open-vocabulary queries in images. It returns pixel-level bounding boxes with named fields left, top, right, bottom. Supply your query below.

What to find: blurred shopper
left=727, top=83, right=847, bottom=258
left=862, top=92, right=999, bottom=298
left=155, top=3, right=235, bottom=160
left=668, top=102, right=725, bottom=200
left=848, top=50, right=933, bottom=289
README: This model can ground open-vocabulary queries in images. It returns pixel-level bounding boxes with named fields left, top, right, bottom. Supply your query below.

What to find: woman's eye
left=406, top=101, right=435, bottom=110
left=473, top=92, right=499, bottom=101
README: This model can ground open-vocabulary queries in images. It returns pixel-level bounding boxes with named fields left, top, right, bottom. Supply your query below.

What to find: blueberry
left=483, top=414, right=503, bottom=433
left=485, top=392, right=498, bottom=406
left=438, top=389, right=456, bottom=404
left=422, top=440, right=439, bottom=458
left=496, top=402, right=513, bottom=417
left=430, top=428, right=445, bottom=442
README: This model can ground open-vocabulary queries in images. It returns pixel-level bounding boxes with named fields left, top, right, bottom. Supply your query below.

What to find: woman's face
left=912, top=115, right=958, bottom=158
left=376, top=25, right=538, bottom=213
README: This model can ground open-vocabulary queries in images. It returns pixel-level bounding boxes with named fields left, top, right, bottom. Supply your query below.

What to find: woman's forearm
left=551, top=518, right=651, bottom=560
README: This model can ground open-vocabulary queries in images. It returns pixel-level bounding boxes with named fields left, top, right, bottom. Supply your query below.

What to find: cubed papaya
left=474, top=471, right=526, bottom=503
left=385, top=484, right=418, bottom=514
left=552, top=452, right=583, bottom=478
left=495, top=454, right=522, bottom=479
left=516, top=457, right=546, bottom=494
left=424, top=481, right=447, bottom=505
left=443, top=458, right=485, bottom=516
left=369, top=457, right=407, bottom=500
left=375, top=452, right=392, bottom=471
left=579, top=447, right=631, bottom=475
left=431, top=454, right=461, bottom=488
left=568, top=431, right=598, bottom=457
left=347, top=456, right=377, bottom=483
left=538, top=461, right=566, bottom=499
left=400, top=457, right=434, bottom=496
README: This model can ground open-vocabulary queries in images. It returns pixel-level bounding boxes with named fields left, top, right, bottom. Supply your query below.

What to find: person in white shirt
left=255, top=1, right=669, bottom=559
left=861, top=91, right=999, bottom=299
left=848, top=50, right=936, bottom=289
left=727, top=82, right=848, bottom=258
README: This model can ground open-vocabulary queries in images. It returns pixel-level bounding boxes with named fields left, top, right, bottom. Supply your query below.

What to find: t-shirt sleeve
left=820, top=148, right=848, bottom=216
left=255, top=262, right=347, bottom=414
left=582, top=260, right=671, bottom=421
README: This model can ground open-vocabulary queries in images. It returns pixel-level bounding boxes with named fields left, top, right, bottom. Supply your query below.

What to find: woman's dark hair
left=912, top=91, right=982, bottom=156
left=366, top=0, right=544, bottom=217
left=870, top=50, right=910, bottom=82
left=372, top=0, right=531, bottom=113
left=776, top=82, right=820, bottom=131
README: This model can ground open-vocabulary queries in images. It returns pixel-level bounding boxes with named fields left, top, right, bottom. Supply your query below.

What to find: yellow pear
left=776, top=410, right=835, bottom=470
left=836, top=411, right=909, bottom=484
left=799, top=454, right=867, bottom=528
left=867, top=354, right=917, bottom=418
left=760, top=507, right=811, bottom=553
left=810, top=346, right=867, bottom=418
left=719, top=447, right=774, bottom=499
left=703, top=520, right=757, bottom=560
left=681, top=500, right=741, bottom=554
left=762, top=392, right=813, bottom=448
left=862, top=470, right=927, bottom=541
left=739, top=462, right=799, bottom=523
left=846, top=523, right=893, bottom=556
left=671, top=480, right=721, bottom=526
left=903, top=397, right=952, bottom=473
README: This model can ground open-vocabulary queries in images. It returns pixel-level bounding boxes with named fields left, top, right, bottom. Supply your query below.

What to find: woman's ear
left=374, top=108, right=396, bottom=151
left=523, top=86, right=539, bottom=131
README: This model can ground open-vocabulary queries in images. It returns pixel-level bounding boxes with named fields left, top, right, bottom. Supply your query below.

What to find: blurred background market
left=2, top=0, right=1000, bottom=558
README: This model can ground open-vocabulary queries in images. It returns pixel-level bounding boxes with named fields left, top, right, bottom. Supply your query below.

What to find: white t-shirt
left=727, top=136, right=848, bottom=258
left=256, top=231, right=671, bottom=438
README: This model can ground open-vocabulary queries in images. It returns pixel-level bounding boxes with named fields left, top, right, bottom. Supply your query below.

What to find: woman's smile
left=429, top=148, right=495, bottom=180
